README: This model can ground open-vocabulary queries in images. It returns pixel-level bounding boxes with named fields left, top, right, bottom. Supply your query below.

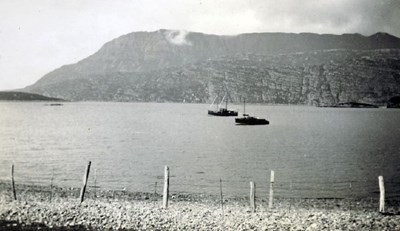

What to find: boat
left=235, top=116, right=269, bottom=125
left=44, top=103, right=63, bottom=106
left=235, top=99, right=269, bottom=125
left=208, top=94, right=238, bottom=116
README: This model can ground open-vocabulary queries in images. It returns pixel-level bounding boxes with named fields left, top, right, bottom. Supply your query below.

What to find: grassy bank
left=0, top=183, right=399, bottom=230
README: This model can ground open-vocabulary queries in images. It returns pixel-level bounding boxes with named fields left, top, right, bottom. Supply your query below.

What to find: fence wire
left=0, top=161, right=399, bottom=204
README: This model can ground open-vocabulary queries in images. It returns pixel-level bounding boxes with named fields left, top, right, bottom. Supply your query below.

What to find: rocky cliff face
left=24, top=30, right=400, bottom=105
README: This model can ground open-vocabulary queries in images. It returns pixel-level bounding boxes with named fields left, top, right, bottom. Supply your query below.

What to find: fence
left=2, top=161, right=400, bottom=214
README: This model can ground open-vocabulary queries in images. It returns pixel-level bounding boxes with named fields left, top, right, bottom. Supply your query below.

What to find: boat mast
left=223, top=72, right=228, bottom=110
left=210, top=95, right=218, bottom=108
left=243, top=98, right=246, bottom=115
left=225, top=95, right=228, bottom=109
left=218, top=94, right=226, bottom=110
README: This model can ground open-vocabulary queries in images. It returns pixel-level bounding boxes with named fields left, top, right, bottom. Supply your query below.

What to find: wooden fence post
left=79, top=161, right=91, bottom=204
left=94, top=168, right=97, bottom=200
left=11, top=164, right=17, bottom=200
left=250, top=181, right=256, bottom=212
left=153, top=181, right=158, bottom=207
left=50, top=168, right=54, bottom=202
left=220, top=178, right=224, bottom=216
left=379, top=176, right=385, bottom=213
left=163, top=166, right=169, bottom=209
left=348, top=183, right=352, bottom=211
left=269, top=170, right=275, bottom=209
left=289, top=181, right=293, bottom=212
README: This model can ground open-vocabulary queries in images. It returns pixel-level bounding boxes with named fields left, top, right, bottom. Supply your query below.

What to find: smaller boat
left=208, top=108, right=238, bottom=116
left=44, top=103, right=63, bottom=106
left=235, top=99, right=269, bottom=125
left=208, top=94, right=238, bottom=116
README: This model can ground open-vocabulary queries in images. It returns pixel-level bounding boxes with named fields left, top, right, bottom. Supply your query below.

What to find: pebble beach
left=0, top=183, right=399, bottom=230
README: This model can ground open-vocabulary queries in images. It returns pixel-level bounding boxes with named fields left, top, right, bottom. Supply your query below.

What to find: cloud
left=176, top=0, right=400, bottom=36
left=164, top=30, right=192, bottom=46
left=242, top=0, right=400, bottom=36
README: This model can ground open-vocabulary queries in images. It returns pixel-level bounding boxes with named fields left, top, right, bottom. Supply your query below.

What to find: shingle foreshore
left=0, top=183, right=399, bottom=230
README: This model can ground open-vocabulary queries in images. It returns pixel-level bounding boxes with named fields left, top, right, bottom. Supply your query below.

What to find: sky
left=0, top=0, right=399, bottom=91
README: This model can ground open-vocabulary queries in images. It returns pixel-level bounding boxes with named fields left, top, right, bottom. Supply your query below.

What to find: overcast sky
left=0, top=0, right=399, bottom=91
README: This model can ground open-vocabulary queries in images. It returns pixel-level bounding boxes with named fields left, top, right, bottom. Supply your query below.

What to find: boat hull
left=208, top=109, right=238, bottom=116
left=235, top=117, right=269, bottom=125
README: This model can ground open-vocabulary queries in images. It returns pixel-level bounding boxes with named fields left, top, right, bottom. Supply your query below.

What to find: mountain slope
left=24, top=30, right=400, bottom=105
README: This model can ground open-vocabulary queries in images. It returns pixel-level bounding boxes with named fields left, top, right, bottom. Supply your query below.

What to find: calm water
left=0, top=102, right=399, bottom=199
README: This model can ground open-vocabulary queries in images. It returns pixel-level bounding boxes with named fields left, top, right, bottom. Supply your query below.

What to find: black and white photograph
left=1, top=0, right=400, bottom=230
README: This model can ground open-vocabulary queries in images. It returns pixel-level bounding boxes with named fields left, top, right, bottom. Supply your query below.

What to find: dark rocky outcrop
left=319, top=102, right=379, bottom=108
left=0, top=91, right=64, bottom=101
left=23, top=30, right=400, bottom=105
left=387, top=96, right=400, bottom=108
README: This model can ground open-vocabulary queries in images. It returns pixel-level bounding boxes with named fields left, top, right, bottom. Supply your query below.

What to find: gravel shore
left=0, top=183, right=399, bottom=230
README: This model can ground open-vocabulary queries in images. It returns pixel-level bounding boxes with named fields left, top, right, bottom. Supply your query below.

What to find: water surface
left=0, top=102, right=399, bottom=199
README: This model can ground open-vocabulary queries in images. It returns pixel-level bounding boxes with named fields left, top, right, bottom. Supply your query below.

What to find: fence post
left=250, top=181, right=256, bottom=212
left=220, top=178, right=224, bottom=216
left=163, top=166, right=169, bottom=209
left=289, top=180, right=293, bottom=212
left=153, top=181, right=158, bottom=207
left=94, top=169, right=97, bottom=200
left=378, top=176, right=385, bottom=213
left=269, top=170, right=275, bottom=209
left=50, top=168, right=54, bottom=202
left=348, top=183, right=352, bottom=211
left=79, top=161, right=91, bottom=204
left=11, top=164, right=17, bottom=200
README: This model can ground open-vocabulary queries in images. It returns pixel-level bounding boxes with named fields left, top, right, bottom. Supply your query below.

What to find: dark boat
left=208, top=94, right=238, bottom=116
left=235, top=116, right=269, bottom=125
left=235, top=99, right=269, bottom=125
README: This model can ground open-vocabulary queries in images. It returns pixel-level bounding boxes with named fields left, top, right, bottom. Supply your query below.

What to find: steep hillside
left=24, top=30, right=400, bottom=105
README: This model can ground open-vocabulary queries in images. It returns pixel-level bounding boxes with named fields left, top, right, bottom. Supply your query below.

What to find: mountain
left=24, top=30, right=400, bottom=105
left=0, top=91, right=64, bottom=101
